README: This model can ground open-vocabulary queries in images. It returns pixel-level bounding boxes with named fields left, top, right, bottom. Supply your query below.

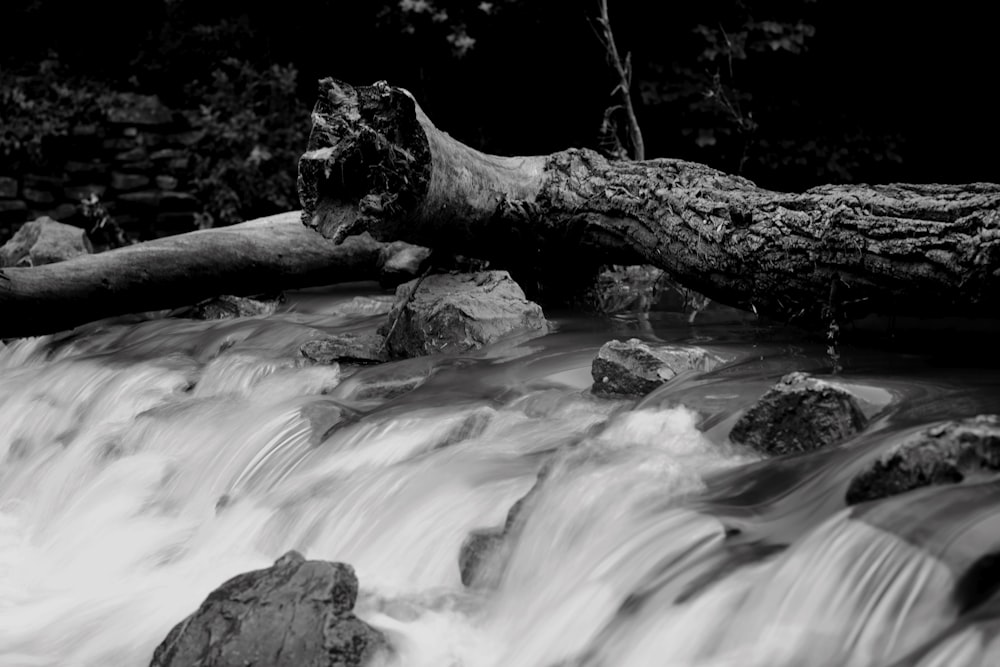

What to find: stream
left=1, top=283, right=999, bottom=667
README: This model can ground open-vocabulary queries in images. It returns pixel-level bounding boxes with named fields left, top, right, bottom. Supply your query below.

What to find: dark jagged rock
left=301, top=333, right=389, bottom=365
left=187, top=294, right=284, bottom=320
left=459, top=469, right=547, bottom=588
left=0, top=217, right=91, bottom=267
left=149, top=550, right=386, bottom=667
left=846, top=415, right=1000, bottom=505
left=379, top=271, right=547, bottom=359
left=590, top=338, right=721, bottom=397
left=729, top=371, right=868, bottom=455
left=459, top=528, right=506, bottom=588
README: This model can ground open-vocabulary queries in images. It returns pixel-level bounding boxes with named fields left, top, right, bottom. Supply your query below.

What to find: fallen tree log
left=298, top=79, right=1000, bottom=327
left=0, top=212, right=389, bottom=338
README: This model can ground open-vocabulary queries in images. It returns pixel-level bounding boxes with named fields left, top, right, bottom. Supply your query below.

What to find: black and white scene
left=2, top=1, right=1000, bottom=665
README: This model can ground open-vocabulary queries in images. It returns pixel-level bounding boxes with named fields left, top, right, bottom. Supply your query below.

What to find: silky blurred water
left=1, top=284, right=999, bottom=667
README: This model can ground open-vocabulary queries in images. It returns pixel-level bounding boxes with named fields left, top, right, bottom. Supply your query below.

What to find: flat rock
left=380, top=271, right=547, bottom=359
left=729, top=371, right=867, bottom=455
left=301, top=333, right=389, bottom=365
left=149, top=550, right=386, bottom=667
left=188, top=294, right=283, bottom=320
left=846, top=415, right=1000, bottom=505
left=330, top=296, right=396, bottom=317
left=0, top=217, right=90, bottom=267
left=591, top=338, right=721, bottom=397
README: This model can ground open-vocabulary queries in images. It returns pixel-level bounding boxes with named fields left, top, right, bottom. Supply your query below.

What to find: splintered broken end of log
left=297, top=79, right=1000, bottom=326
left=297, top=78, right=432, bottom=246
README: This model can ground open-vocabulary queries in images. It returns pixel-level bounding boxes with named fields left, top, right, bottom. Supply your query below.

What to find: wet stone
left=591, top=338, right=721, bottom=397
left=846, top=415, right=1000, bottom=505
left=459, top=528, right=506, bottom=588
left=187, top=294, right=283, bottom=320
left=729, top=371, right=867, bottom=456
left=380, top=270, right=547, bottom=359
left=301, top=332, right=389, bottom=365
left=0, top=217, right=90, bottom=267
left=149, top=550, right=387, bottom=667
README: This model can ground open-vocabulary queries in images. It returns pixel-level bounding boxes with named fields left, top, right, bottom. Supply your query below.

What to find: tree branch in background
left=594, top=0, right=645, bottom=161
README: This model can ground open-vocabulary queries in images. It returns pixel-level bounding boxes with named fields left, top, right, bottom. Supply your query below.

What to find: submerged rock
left=846, top=415, right=1000, bottom=505
left=149, top=550, right=386, bottom=667
left=459, top=469, right=547, bottom=588
left=730, top=371, right=867, bottom=455
left=459, top=528, right=506, bottom=588
left=0, top=217, right=90, bottom=267
left=380, top=271, right=547, bottom=358
left=591, top=338, right=720, bottom=397
left=187, top=294, right=284, bottom=320
left=301, top=332, right=389, bottom=365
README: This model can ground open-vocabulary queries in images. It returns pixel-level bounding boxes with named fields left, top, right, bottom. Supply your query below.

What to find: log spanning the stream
left=0, top=212, right=387, bottom=338
left=298, top=78, right=1000, bottom=327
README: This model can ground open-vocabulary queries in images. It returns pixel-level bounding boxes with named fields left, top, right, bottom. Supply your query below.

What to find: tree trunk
left=0, top=212, right=387, bottom=338
left=298, top=79, right=1000, bottom=328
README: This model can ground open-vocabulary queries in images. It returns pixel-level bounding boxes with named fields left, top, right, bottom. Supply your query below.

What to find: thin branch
left=595, top=0, right=645, bottom=161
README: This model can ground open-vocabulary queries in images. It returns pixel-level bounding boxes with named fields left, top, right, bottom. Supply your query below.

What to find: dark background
left=2, top=0, right=997, bottom=225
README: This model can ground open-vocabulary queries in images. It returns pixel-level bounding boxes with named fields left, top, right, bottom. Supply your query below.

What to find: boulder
left=187, top=294, right=284, bottom=320
left=729, top=371, right=867, bottom=455
left=0, top=217, right=91, bottom=267
left=301, top=333, right=389, bottom=365
left=379, top=271, right=547, bottom=358
left=149, top=551, right=386, bottom=667
left=591, top=338, right=721, bottom=397
left=846, top=415, right=1000, bottom=505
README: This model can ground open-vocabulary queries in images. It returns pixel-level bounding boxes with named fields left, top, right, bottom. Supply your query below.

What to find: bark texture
left=298, top=79, right=1000, bottom=326
left=0, top=212, right=384, bottom=338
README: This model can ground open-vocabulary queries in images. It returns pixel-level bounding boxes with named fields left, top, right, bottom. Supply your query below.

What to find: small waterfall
left=1, top=295, right=999, bottom=667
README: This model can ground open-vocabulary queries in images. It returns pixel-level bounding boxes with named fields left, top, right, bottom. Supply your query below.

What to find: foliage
left=184, top=59, right=311, bottom=226
left=0, top=59, right=123, bottom=171
left=379, top=0, right=513, bottom=57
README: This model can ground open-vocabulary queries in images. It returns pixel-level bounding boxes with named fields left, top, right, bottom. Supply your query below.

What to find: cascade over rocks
left=379, top=270, right=548, bottom=359
left=730, top=371, right=868, bottom=455
left=0, top=217, right=91, bottom=267
left=846, top=415, right=1000, bottom=504
left=149, top=550, right=387, bottom=667
left=591, top=338, right=722, bottom=397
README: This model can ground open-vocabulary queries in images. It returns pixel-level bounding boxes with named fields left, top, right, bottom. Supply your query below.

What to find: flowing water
left=1, top=284, right=1000, bottom=667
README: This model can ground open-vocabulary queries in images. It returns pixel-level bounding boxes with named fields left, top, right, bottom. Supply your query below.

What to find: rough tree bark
left=298, top=79, right=1000, bottom=328
left=0, top=212, right=387, bottom=338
